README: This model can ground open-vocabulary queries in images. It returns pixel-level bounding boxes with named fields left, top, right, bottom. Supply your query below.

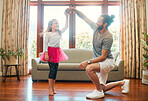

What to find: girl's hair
left=100, top=14, right=115, bottom=29
left=46, top=19, right=57, bottom=32
left=45, top=19, right=61, bottom=35
left=40, top=19, right=61, bottom=37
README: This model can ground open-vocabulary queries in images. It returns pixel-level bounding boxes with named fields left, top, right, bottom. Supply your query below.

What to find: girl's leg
left=100, top=80, right=125, bottom=92
left=48, top=62, right=54, bottom=95
left=52, top=63, right=58, bottom=94
left=53, top=80, right=57, bottom=94
left=48, top=79, right=54, bottom=96
left=48, top=62, right=59, bottom=95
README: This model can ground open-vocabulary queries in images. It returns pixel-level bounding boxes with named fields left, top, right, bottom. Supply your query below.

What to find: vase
left=142, top=70, right=148, bottom=85
left=5, top=55, right=17, bottom=65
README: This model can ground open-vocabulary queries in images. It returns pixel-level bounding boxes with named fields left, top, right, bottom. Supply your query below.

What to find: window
left=42, top=0, right=70, bottom=1
left=29, top=0, right=120, bottom=57
left=28, top=6, right=37, bottom=69
left=76, top=6, right=101, bottom=49
left=75, top=0, right=103, bottom=1
left=108, top=6, right=120, bottom=52
left=108, top=0, right=119, bottom=1
left=44, top=6, right=69, bottom=49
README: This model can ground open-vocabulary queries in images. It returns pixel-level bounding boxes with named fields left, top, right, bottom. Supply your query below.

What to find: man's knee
left=86, top=65, right=93, bottom=74
left=86, top=63, right=100, bottom=73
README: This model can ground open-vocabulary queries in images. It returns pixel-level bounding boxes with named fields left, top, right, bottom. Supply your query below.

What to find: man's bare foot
left=49, top=88, right=54, bottom=96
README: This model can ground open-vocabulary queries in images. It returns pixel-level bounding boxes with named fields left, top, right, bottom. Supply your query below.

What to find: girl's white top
left=43, top=32, right=61, bottom=51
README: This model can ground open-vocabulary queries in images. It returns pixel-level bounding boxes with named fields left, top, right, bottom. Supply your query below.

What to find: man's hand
left=79, top=61, right=88, bottom=69
left=65, top=7, right=76, bottom=14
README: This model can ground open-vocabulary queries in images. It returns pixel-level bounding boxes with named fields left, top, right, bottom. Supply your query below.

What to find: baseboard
left=0, top=72, right=2, bottom=76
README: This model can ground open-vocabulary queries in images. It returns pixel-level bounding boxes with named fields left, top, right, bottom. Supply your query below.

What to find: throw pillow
left=112, top=52, right=119, bottom=62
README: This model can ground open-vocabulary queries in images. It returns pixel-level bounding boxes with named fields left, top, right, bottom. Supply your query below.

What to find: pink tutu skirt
left=40, top=47, right=68, bottom=63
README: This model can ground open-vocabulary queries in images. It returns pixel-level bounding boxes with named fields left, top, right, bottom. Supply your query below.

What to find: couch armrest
left=115, top=59, right=124, bottom=79
left=31, top=58, right=40, bottom=67
left=31, top=58, right=40, bottom=74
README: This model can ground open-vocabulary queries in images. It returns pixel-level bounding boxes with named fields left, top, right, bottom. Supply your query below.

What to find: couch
left=31, top=49, right=124, bottom=82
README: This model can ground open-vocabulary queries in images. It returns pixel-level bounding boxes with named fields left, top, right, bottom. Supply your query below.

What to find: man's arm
left=69, top=7, right=94, bottom=27
left=79, top=49, right=108, bottom=69
left=90, top=49, right=108, bottom=63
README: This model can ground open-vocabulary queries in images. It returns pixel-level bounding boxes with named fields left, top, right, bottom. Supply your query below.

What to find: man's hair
left=100, top=14, right=115, bottom=29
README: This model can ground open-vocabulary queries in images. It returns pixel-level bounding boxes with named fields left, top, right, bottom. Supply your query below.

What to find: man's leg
left=100, top=81, right=125, bottom=92
left=85, top=63, right=105, bottom=99
left=85, top=63, right=102, bottom=91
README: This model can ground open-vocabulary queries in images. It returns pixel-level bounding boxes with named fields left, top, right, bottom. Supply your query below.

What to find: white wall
left=0, top=0, right=3, bottom=76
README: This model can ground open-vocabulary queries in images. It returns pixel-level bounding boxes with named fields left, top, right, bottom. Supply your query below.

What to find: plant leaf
left=144, top=62, right=148, bottom=67
left=141, top=39, right=148, bottom=48
left=143, top=54, right=148, bottom=59
left=142, top=32, right=148, bottom=41
left=14, top=55, right=17, bottom=59
left=143, top=47, right=148, bottom=53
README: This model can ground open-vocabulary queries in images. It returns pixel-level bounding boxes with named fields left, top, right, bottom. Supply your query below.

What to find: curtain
left=2, top=0, right=30, bottom=76
left=119, top=0, right=146, bottom=79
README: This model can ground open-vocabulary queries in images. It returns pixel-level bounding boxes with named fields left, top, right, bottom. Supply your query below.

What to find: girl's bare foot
left=49, top=88, right=54, bottom=96
left=54, top=90, right=57, bottom=94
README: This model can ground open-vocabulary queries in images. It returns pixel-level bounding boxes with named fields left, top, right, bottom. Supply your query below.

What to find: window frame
left=30, top=0, right=119, bottom=57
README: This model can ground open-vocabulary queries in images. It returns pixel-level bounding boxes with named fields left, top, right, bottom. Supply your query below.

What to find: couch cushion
left=59, top=63, right=83, bottom=71
left=40, top=60, right=48, bottom=64
left=39, top=49, right=93, bottom=63
left=61, top=49, right=93, bottom=63
left=37, top=64, right=49, bottom=70
left=37, top=63, right=85, bottom=71
left=112, top=52, right=119, bottom=62
left=37, top=63, right=118, bottom=71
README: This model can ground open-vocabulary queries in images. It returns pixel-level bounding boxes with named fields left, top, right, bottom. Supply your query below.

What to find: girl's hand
left=65, top=8, right=70, bottom=15
left=64, top=10, right=68, bottom=15
left=65, top=7, right=75, bottom=14
left=45, top=51, right=49, bottom=61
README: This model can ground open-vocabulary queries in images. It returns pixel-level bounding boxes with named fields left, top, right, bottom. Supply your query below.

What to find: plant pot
left=142, top=70, right=148, bottom=85
left=5, top=55, right=17, bottom=65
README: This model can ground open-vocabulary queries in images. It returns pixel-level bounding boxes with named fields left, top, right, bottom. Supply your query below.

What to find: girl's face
left=51, top=20, right=59, bottom=31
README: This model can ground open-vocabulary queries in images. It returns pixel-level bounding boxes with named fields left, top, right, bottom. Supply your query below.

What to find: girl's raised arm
left=60, top=12, right=69, bottom=33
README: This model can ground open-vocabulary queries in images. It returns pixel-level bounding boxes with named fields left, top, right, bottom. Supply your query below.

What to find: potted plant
left=141, top=32, right=148, bottom=84
left=0, top=47, right=25, bottom=65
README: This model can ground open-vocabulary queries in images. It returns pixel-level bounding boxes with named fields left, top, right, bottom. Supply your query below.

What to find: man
left=68, top=8, right=130, bottom=99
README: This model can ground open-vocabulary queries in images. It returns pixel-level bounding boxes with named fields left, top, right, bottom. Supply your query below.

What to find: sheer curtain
left=0, top=0, right=3, bottom=76
left=119, top=0, right=146, bottom=78
left=2, top=0, right=30, bottom=75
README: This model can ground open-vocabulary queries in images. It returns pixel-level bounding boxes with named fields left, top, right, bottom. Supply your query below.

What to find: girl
left=40, top=11, right=69, bottom=96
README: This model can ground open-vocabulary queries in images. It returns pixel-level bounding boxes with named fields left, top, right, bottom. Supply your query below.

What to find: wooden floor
left=0, top=75, right=148, bottom=101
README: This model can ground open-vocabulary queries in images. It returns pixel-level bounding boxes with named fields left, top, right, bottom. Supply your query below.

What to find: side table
left=2, top=64, right=21, bottom=82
